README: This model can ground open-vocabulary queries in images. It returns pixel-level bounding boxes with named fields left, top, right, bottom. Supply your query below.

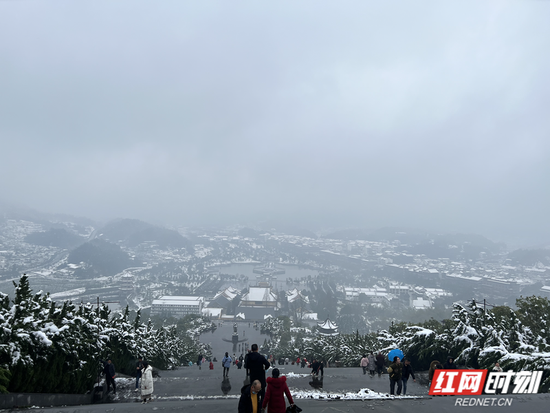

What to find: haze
left=1, top=0, right=549, bottom=245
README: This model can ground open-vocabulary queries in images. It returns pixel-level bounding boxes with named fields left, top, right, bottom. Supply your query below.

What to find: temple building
left=236, top=286, right=278, bottom=320
left=208, top=286, right=241, bottom=308
left=317, top=317, right=339, bottom=336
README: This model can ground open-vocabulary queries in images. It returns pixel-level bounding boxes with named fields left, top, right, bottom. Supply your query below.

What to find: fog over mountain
left=1, top=1, right=549, bottom=246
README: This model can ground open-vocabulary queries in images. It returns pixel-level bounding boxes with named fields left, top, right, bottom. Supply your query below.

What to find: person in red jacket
left=262, top=368, right=294, bottom=413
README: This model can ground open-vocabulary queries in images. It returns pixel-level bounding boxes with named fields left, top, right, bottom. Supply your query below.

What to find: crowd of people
left=238, top=343, right=296, bottom=413
left=108, top=347, right=507, bottom=412
left=358, top=352, right=417, bottom=396
left=106, top=321, right=510, bottom=410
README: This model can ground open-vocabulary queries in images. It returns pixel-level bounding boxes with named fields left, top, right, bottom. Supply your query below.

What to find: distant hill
left=433, top=233, right=505, bottom=252
left=67, top=239, right=140, bottom=278
left=324, top=228, right=372, bottom=240
left=324, top=227, right=505, bottom=260
left=507, top=249, right=550, bottom=266
left=366, top=227, right=432, bottom=244
left=98, top=219, right=192, bottom=251
left=325, top=227, right=430, bottom=243
left=126, top=226, right=191, bottom=249
left=0, top=200, right=96, bottom=227
left=398, top=233, right=504, bottom=260
left=259, top=221, right=317, bottom=238
left=98, top=219, right=152, bottom=242
left=25, top=228, right=85, bottom=249
left=238, top=227, right=261, bottom=238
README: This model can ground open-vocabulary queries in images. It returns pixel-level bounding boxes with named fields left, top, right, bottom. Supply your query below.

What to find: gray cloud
left=1, top=0, right=549, bottom=244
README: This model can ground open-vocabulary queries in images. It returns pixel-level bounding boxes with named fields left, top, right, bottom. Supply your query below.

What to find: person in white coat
left=140, top=361, right=154, bottom=403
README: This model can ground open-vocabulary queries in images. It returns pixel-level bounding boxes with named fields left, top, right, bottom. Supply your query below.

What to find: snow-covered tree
left=0, top=276, right=203, bottom=393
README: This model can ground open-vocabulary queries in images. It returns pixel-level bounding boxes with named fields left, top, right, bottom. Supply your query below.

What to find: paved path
left=6, top=361, right=547, bottom=412
left=202, top=321, right=271, bottom=358
left=149, top=364, right=430, bottom=398
left=89, top=363, right=550, bottom=413
left=14, top=322, right=548, bottom=412
left=32, top=394, right=549, bottom=413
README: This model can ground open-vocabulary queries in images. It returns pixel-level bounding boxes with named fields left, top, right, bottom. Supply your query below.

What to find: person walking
left=401, top=358, right=416, bottom=395
left=360, top=354, right=369, bottom=375
left=238, top=380, right=263, bottom=413
left=262, top=368, right=295, bottom=413
left=135, top=357, right=144, bottom=391
left=387, top=356, right=403, bottom=396
left=311, top=359, right=324, bottom=377
left=222, top=352, right=232, bottom=377
left=197, top=354, right=203, bottom=370
left=101, top=359, right=116, bottom=394
left=428, top=360, right=443, bottom=386
left=375, top=352, right=385, bottom=377
left=244, top=350, right=251, bottom=377
left=140, top=361, right=154, bottom=403
left=367, top=352, right=377, bottom=377
left=246, top=343, right=270, bottom=398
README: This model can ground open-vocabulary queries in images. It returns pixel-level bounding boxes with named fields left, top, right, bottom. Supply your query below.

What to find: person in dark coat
left=375, top=352, right=385, bottom=377
left=246, top=344, right=270, bottom=398
left=244, top=351, right=251, bottom=377
left=443, top=356, right=457, bottom=369
left=387, top=356, right=402, bottom=395
left=101, top=359, right=116, bottom=394
left=238, top=380, right=263, bottom=413
left=135, top=357, right=144, bottom=390
left=311, top=359, right=324, bottom=377
left=401, top=358, right=416, bottom=395
left=262, top=368, right=294, bottom=413
left=197, top=354, right=203, bottom=370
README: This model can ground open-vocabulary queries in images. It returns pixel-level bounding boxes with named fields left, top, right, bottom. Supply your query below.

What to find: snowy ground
left=103, top=365, right=428, bottom=404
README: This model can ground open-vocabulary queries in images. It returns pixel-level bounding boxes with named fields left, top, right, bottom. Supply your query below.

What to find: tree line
left=0, top=275, right=214, bottom=394
left=261, top=297, right=550, bottom=391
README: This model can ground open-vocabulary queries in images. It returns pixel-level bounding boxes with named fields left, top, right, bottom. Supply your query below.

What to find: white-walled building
left=151, top=295, right=204, bottom=317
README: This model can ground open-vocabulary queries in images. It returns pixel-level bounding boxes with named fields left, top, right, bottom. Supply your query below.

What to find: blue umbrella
left=388, top=349, right=404, bottom=362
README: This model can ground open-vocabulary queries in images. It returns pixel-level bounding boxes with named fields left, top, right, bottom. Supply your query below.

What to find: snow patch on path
left=282, top=372, right=311, bottom=378
left=291, top=387, right=423, bottom=400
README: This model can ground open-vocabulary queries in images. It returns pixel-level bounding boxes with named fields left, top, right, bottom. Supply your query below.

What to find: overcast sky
left=1, top=0, right=549, bottom=244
